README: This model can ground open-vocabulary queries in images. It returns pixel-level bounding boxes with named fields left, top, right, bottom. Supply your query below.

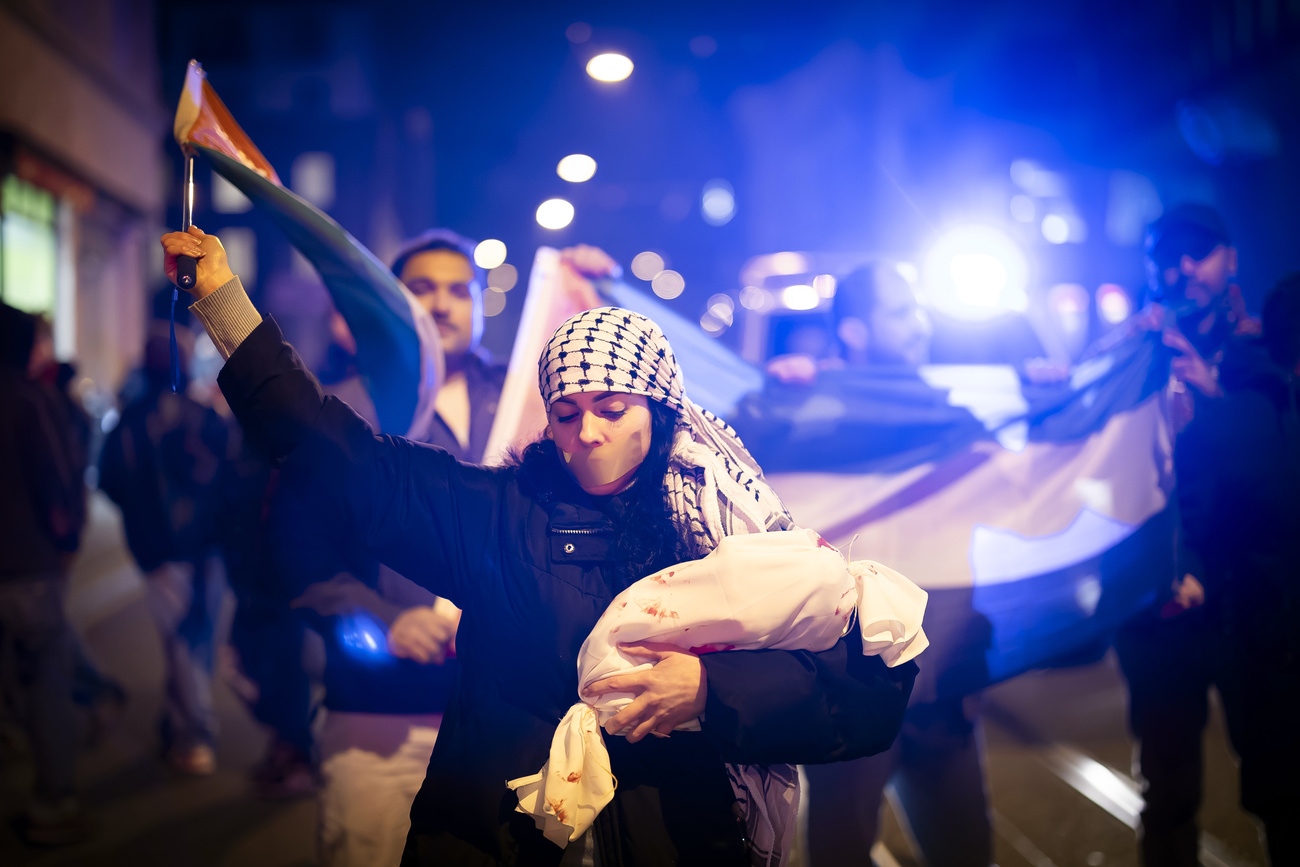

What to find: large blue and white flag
left=601, top=276, right=1176, bottom=697
left=733, top=328, right=1175, bottom=696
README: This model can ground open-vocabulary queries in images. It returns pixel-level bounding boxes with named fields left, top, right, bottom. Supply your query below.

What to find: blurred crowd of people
left=1, top=202, right=1296, bottom=867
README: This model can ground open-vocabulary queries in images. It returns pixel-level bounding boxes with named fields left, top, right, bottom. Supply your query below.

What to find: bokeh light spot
left=566, top=22, right=592, bottom=44
left=631, top=251, right=665, bottom=281
left=769, top=252, right=809, bottom=276
left=781, top=284, right=819, bottom=311
left=813, top=274, right=837, bottom=298
left=482, top=288, right=507, bottom=317
left=536, top=198, right=575, bottom=230
left=739, top=285, right=771, bottom=312
left=700, top=311, right=727, bottom=336
left=1097, top=284, right=1132, bottom=324
left=651, top=269, right=685, bottom=299
left=1010, top=195, right=1035, bottom=222
left=706, top=293, right=735, bottom=326
left=1042, top=214, right=1070, bottom=244
left=473, top=239, right=507, bottom=270
left=701, top=179, right=735, bottom=226
left=557, top=154, right=597, bottom=183
left=488, top=263, right=518, bottom=291
left=586, top=53, right=633, bottom=82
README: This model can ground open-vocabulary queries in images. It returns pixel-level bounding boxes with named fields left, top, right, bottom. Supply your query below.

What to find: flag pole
left=176, top=154, right=197, bottom=289
left=169, top=152, right=197, bottom=391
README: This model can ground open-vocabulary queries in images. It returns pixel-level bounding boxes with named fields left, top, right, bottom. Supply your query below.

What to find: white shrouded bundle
left=506, top=528, right=928, bottom=847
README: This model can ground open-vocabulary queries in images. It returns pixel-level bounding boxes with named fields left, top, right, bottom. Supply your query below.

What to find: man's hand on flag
left=1162, top=326, right=1223, bottom=399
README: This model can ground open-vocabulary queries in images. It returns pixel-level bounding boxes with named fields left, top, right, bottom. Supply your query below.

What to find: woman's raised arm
left=160, top=228, right=500, bottom=607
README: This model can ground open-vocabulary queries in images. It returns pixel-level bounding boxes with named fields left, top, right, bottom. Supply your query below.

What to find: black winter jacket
left=219, top=318, right=917, bottom=867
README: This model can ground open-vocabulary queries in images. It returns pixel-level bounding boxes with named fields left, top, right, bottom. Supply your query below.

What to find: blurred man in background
left=98, top=296, right=230, bottom=777
left=1171, top=272, right=1300, bottom=865
left=0, top=303, right=92, bottom=844
left=1115, top=204, right=1264, bottom=867
left=784, top=265, right=993, bottom=867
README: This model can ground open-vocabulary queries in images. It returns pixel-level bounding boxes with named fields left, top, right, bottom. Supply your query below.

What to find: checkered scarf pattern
left=538, top=307, right=798, bottom=865
left=538, top=307, right=792, bottom=552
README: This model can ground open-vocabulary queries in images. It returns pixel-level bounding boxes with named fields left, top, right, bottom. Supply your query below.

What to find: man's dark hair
left=0, top=302, right=37, bottom=371
left=390, top=228, right=485, bottom=288
left=832, top=265, right=880, bottom=326
left=1262, top=272, right=1300, bottom=371
left=1145, top=203, right=1231, bottom=271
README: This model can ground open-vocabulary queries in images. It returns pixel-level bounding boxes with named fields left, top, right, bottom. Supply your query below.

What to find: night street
left=0, top=495, right=1269, bottom=867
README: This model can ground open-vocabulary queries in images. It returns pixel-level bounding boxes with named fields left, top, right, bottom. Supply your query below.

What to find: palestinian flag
left=173, top=60, right=441, bottom=438
left=590, top=277, right=1176, bottom=698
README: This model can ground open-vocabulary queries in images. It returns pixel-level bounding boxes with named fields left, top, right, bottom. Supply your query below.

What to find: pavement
left=0, top=493, right=1272, bottom=867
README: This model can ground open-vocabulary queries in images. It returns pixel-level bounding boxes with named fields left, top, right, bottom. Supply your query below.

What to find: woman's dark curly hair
left=513, top=399, right=692, bottom=592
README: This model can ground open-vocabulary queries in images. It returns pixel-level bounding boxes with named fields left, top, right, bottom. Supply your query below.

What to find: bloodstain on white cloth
left=506, top=528, right=929, bottom=850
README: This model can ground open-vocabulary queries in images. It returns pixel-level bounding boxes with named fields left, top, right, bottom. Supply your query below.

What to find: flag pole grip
left=176, top=154, right=198, bottom=290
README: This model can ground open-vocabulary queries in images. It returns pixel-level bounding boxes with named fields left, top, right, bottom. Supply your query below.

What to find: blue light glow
left=336, top=611, right=394, bottom=664
left=922, top=225, right=1029, bottom=320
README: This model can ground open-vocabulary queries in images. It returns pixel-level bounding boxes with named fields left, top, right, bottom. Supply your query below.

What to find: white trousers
left=318, top=710, right=441, bottom=867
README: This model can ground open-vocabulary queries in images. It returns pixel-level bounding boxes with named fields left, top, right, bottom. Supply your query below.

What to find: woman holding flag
left=159, top=225, right=923, bottom=867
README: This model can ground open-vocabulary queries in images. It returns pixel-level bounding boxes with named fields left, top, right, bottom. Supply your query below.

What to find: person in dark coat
left=98, top=311, right=230, bottom=776
left=1114, top=204, right=1265, bottom=867
left=1170, top=274, right=1300, bottom=866
left=0, top=303, right=91, bottom=844
left=162, top=225, right=917, bottom=866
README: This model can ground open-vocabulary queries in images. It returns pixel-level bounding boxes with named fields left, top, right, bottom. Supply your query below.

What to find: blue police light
left=337, top=610, right=394, bottom=664
left=922, top=225, right=1029, bottom=321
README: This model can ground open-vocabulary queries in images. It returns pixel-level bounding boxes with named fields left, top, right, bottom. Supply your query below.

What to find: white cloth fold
left=505, top=529, right=928, bottom=851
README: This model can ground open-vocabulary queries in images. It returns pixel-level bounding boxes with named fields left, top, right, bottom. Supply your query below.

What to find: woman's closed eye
left=555, top=413, right=578, bottom=424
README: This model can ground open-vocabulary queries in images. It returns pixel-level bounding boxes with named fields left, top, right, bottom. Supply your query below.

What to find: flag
left=594, top=277, right=1176, bottom=697
left=173, top=60, right=441, bottom=438
left=729, top=328, right=1176, bottom=696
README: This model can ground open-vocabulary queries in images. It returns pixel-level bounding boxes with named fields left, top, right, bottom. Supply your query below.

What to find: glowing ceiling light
left=557, top=154, right=597, bottom=183
left=536, top=198, right=575, bottom=230
left=473, top=239, right=507, bottom=270
left=651, top=269, right=685, bottom=299
left=781, top=284, right=819, bottom=311
left=630, top=251, right=665, bottom=280
left=586, top=53, right=633, bottom=82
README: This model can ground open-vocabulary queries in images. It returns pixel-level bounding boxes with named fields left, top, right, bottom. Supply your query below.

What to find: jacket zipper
left=550, top=527, right=607, bottom=536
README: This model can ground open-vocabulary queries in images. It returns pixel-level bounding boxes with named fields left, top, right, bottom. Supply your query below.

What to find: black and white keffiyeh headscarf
left=538, top=306, right=799, bottom=866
